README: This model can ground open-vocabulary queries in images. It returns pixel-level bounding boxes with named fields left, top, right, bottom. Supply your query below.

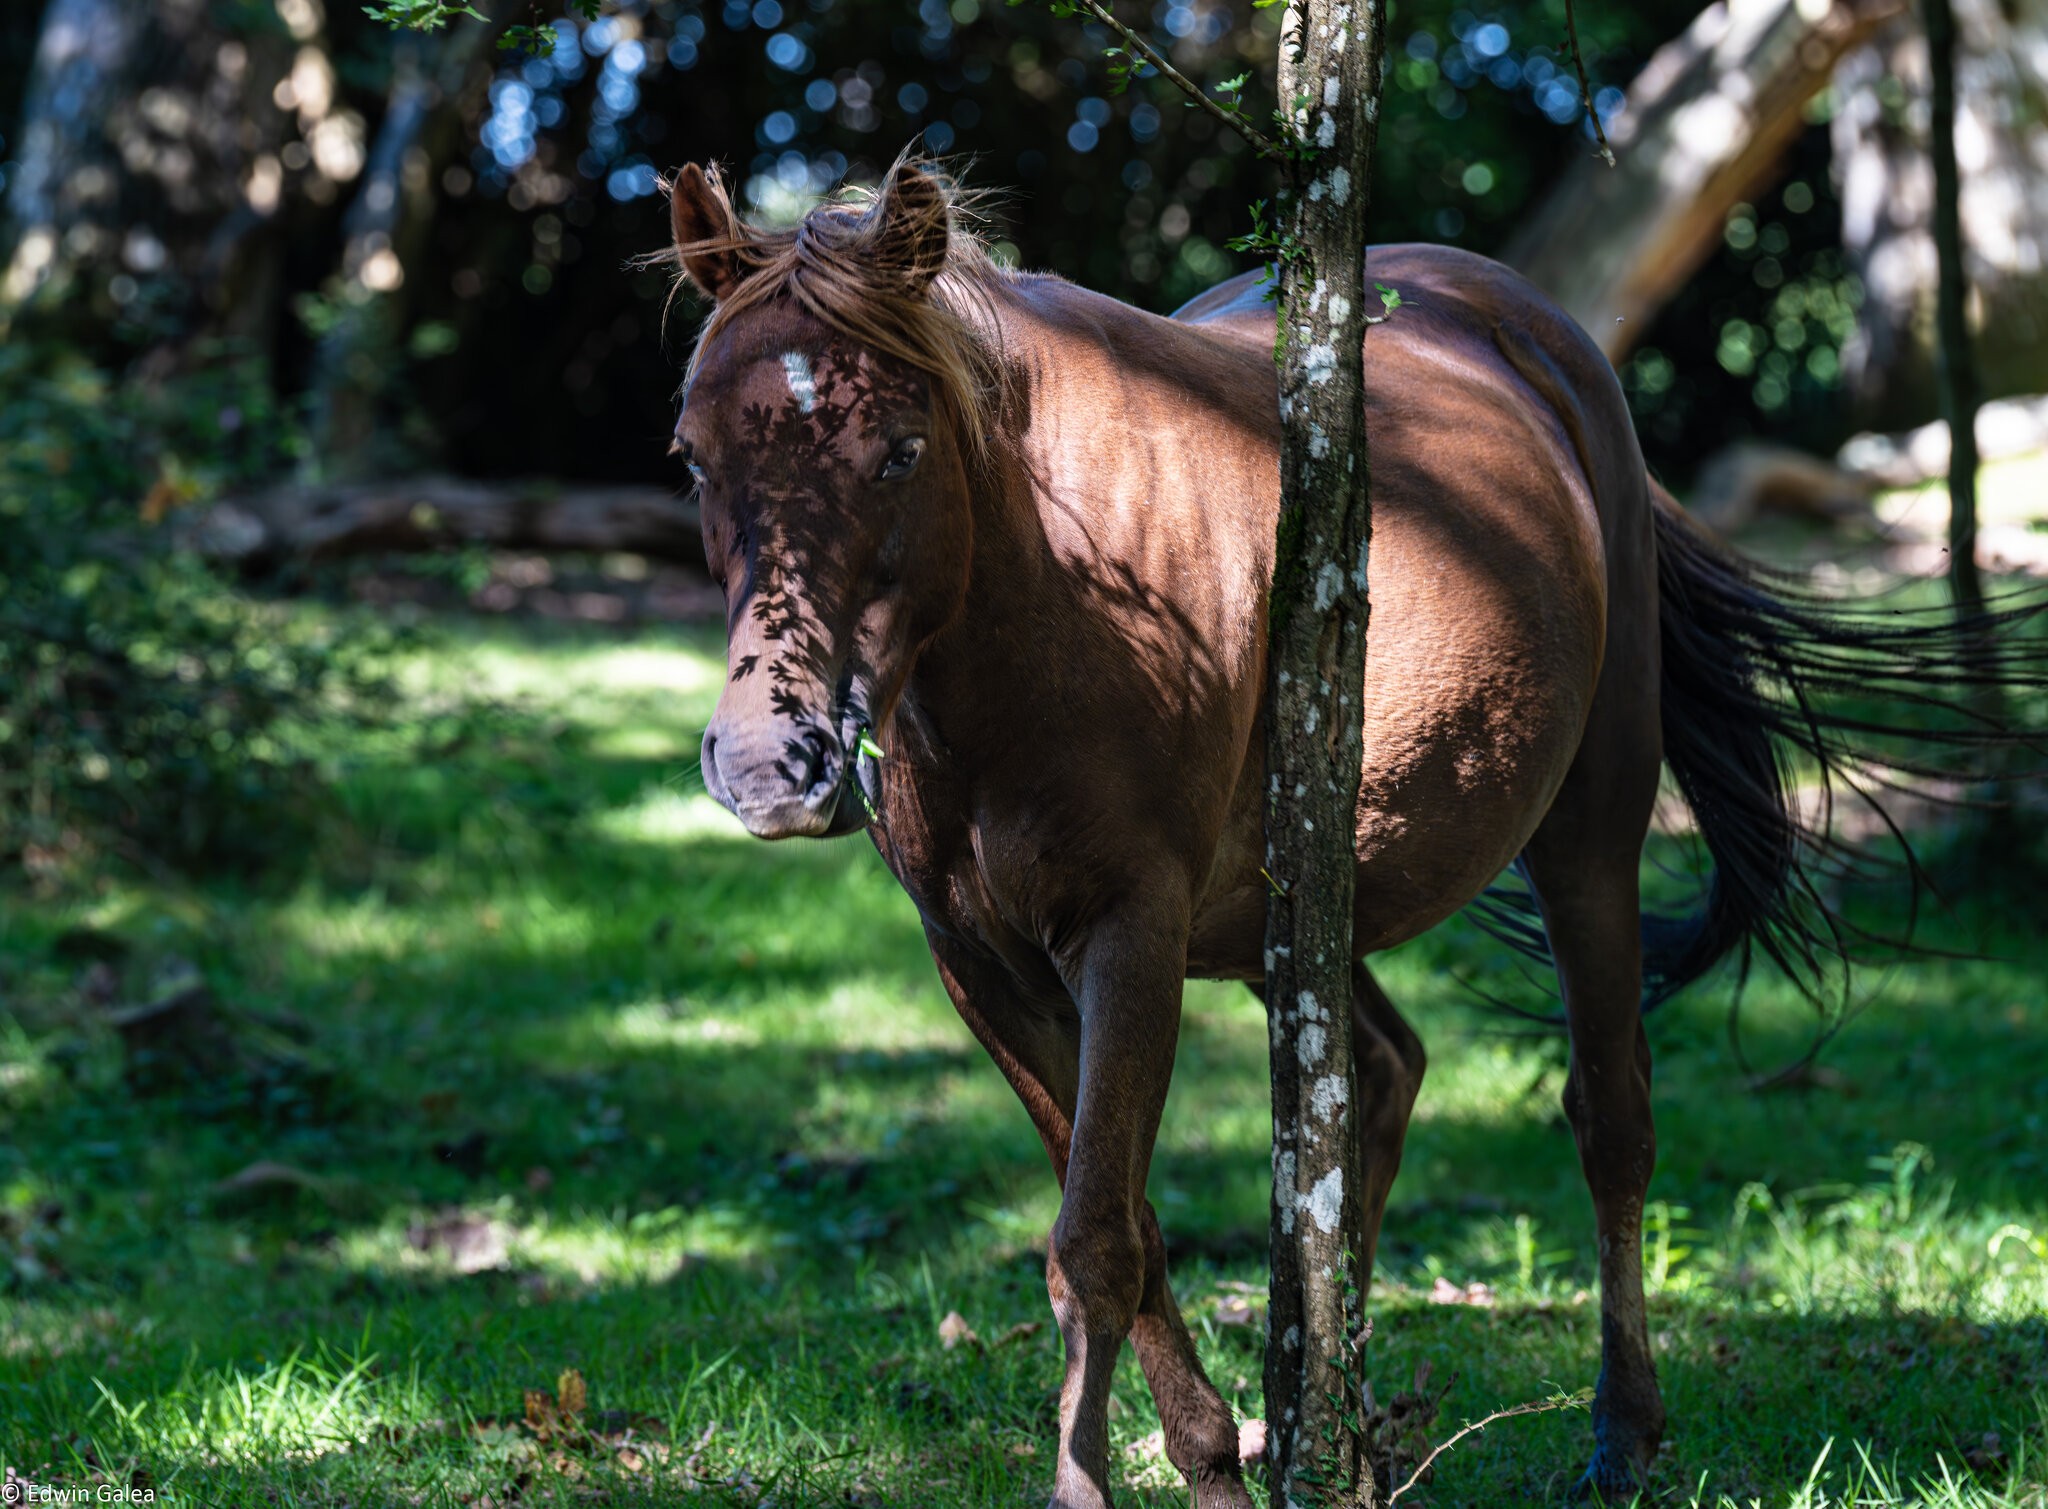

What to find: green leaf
left=1376, top=282, right=1404, bottom=316
left=497, top=23, right=559, bottom=54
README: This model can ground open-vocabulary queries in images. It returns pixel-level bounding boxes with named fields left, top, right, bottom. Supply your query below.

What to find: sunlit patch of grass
left=416, top=628, right=726, bottom=705
left=1714, top=1145, right=2048, bottom=1321
left=584, top=785, right=742, bottom=845
left=584, top=723, right=701, bottom=762
left=320, top=1203, right=763, bottom=1281
left=1674, top=1433, right=2048, bottom=1509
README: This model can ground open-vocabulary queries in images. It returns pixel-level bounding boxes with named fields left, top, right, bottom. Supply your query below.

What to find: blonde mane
left=673, top=155, right=1009, bottom=458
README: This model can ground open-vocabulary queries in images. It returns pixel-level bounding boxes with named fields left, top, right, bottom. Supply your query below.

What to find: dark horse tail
left=1637, top=485, right=2045, bottom=1009
left=1476, top=482, right=2047, bottom=1016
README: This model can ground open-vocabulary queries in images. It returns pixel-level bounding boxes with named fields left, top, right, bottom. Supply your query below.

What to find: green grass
left=2, top=613, right=2045, bottom=1508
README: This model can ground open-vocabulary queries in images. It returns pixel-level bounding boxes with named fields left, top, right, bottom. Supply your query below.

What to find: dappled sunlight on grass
left=411, top=626, right=727, bottom=705
left=89, top=1349, right=400, bottom=1464
left=588, top=787, right=746, bottom=846
left=324, top=1201, right=768, bottom=1281
left=582, top=723, right=701, bottom=762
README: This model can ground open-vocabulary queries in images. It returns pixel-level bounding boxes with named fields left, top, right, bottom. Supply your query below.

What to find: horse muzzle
left=700, top=721, right=864, bottom=839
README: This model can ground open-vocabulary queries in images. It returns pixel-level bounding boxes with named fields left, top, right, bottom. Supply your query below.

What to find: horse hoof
left=1045, top=1476, right=1115, bottom=1509
left=1570, top=1443, right=1649, bottom=1503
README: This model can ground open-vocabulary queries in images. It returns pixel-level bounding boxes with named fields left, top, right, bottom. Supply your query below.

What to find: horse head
left=670, top=157, right=989, bottom=838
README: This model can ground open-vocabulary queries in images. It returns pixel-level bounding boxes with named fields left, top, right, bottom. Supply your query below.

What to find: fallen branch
left=1505, top=0, right=1909, bottom=358
left=175, top=475, right=702, bottom=568
left=1387, top=1389, right=1592, bottom=1503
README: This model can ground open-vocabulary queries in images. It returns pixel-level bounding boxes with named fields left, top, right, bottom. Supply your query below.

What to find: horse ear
left=872, top=161, right=952, bottom=293
left=670, top=163, right=742, bottom=302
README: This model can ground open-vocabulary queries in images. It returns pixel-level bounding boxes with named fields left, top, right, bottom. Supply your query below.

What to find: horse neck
left=914, top=394, right=1052, bottom=704
left=909, top=272, right=1275, bottom=724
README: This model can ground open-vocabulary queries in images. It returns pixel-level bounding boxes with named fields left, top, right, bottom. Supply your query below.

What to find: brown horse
left=666, top=157, right=2039, bottom=1508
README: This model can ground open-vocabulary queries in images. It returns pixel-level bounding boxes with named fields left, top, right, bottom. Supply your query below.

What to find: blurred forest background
left=7, top=0, right=2048, bottom=481
left=6, top=0, right=2048, bottom=873
left=4, top=0, right=2048, bottom=1503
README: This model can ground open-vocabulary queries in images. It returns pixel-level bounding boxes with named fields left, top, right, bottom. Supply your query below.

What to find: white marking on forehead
left=780, top=350, right=817, bottom=413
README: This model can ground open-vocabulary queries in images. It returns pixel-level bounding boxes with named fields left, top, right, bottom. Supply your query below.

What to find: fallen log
left=1681, top=396, right=2048, bottom=532
left=177, top=475, right=703, bottom=568
left=1686, top=440, right=1880, bottom=533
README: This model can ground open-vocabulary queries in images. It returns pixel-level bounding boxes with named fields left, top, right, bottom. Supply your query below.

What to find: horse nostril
left=790, top=729, right=840, bottom=798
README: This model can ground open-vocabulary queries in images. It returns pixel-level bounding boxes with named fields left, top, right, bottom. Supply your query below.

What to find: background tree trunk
left=1924, top=0, right=1981, bottom=620
left=1503, top=0, right=1905, bottom=360
left=303, top=12, right=505, bottom=475
left=1263, top=0, right=1386, bottom=1500
left=0, top=0, right=299, bottom=355
left=1832, top=0, right=2048, bottom=426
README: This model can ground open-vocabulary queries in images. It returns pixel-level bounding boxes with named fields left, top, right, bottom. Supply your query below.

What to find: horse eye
left=879, top=437, right=926, bottom=481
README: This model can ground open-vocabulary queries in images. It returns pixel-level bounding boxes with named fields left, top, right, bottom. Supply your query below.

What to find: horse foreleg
left=1129, top=1206, right=1254, bottom=1508
left=930, top=923, right=1245, bottom=1508
left=1041, top=897, right=1201, bottom=1509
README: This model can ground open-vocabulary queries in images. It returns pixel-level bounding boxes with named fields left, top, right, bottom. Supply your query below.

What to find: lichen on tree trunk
left=1262, top=0, right=1387, bottom=1501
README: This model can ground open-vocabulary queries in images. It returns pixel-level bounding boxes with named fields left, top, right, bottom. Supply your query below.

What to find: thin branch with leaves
left=1563, top=0, right=1616, bottom=167
left=361, top=0, right=599, bottom=55
left=1050, top=0, right=1285, bottom=162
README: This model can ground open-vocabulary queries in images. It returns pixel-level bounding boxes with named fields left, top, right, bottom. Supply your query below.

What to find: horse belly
left=1347, top=611, right=1594, bottom=951
left=1187, top=494, right=1604, bottom=974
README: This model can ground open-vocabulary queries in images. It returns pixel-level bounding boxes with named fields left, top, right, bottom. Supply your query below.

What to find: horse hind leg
left=1349, top=961, right=1427, bottom=1283
left=1519, top=680, right=1666, bottom=1497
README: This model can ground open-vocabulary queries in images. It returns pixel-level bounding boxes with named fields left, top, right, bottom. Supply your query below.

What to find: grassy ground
left=2, top=611, right=2045, bottom=1508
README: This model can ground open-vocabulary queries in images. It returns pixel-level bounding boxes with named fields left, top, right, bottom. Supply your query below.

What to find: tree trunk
left=1924, top=0, right=1982, bottom=620
left=1832, top=0, right=2048, bottom=427
left=0, top=0, right=298, bottom=353
left=1502, top=0, right=1905, bottom=360
left=304, top=13, right=505, bottom=474
left=1263, top=0, right=1386, bottom=1501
